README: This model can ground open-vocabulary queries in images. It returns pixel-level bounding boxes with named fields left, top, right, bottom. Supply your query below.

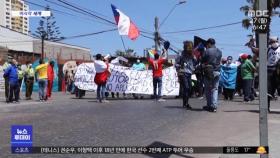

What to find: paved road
left=0, top=92, right=279, bottom=158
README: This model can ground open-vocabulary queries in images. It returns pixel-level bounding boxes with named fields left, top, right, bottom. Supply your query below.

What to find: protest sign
left=74, top=63, right=97, bottom=91
left=74, top=64, right=179, bottom=96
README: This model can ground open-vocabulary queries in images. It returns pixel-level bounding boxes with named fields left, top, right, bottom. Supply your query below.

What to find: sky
left=27, top=0, right=280, bottom=60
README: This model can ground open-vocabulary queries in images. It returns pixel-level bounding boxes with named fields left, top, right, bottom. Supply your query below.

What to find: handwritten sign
left=74, top=64, right=179, bottom=96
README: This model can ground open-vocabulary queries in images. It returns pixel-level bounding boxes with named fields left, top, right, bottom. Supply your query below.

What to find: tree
left=114, top=48, right=136, bottom=57
left=34, top=5, right=63, bottom=41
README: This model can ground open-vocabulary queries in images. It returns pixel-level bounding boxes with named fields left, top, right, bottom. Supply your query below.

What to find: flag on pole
left=111, top=4, right=140, bottom=40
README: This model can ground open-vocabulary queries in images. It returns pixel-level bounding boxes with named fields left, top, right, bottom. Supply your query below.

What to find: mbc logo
left=248, top=10, right=269, bottom=17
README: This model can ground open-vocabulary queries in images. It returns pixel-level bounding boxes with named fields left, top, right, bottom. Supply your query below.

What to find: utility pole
left=258, top=0, right=268, bottom=158
left=41, top=32, right=46, bottom=60
left=154, top=17, right=160, bottom=53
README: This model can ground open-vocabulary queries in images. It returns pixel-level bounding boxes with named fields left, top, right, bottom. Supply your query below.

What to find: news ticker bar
left=11, top=146, right=269, bottom=154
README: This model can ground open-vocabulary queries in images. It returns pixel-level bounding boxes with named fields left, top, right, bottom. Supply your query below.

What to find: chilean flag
left=111, top=4, right=140, bottom=40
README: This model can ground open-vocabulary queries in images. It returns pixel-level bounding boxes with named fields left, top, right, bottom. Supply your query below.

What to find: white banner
left=74, top=63, right=179, bottom=96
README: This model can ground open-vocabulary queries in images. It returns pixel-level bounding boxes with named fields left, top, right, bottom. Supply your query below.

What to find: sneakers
left=203, top=106, right=210, bottom=111
left=203, top=106, right=217, bottom=112
left=157, top=98, right=166, bottom=102
left=209, top=107, right=217, bottom=113
left=101, top=99, right=110, bottom=103
left=183, top=104, right=192, bottom=110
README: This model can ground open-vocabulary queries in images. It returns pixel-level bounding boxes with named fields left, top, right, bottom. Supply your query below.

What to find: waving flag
left=111, top=4, right=140, bottom=40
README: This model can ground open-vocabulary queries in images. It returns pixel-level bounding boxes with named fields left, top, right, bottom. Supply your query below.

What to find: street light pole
left=159, top=0, right=186, bottom=28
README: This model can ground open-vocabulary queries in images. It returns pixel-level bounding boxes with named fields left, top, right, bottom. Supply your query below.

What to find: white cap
left=270, top=36, right=278, bottom=42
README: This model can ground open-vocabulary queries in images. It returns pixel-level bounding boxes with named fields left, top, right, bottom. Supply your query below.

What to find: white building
left=0, top=0, right=29, bottom=34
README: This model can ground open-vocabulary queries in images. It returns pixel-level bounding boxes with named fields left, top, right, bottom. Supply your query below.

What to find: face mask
left=271, top=42, right=279, bottom=49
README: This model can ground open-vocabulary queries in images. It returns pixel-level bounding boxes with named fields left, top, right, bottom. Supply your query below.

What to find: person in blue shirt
left=220, top=56, right=238, bottom=100
left=4, top=59, right=19, bottom=103
left=132, top=59, right=146, bottom=71
left=132, top=59, right=146, bottom=99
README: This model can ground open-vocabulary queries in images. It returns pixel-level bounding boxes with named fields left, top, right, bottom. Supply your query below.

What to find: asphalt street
left=0, top=92, right=279, bottom=158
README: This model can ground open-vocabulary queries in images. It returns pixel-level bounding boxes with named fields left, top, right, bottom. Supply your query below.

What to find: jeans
left=242, top=79, right=254, bottom=101
left=153, top=77, right=162, bottom=99
left=97, top=84, right=106, bottom=102
left=204, top=72, right=220, bottom=109
left=181, top=73, right=192, bottom=106
left=38, top=79, right=47, bottom=100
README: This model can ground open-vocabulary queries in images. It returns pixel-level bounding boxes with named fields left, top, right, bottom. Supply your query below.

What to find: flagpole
left=120, top=36, right=127, bottom=52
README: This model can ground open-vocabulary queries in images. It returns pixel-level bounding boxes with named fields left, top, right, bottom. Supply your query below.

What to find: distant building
left=0, top=25, right=92, bottom=65
left=0, top=0, right=29, bottom=34
left=33, top=40, right=92, bottom=62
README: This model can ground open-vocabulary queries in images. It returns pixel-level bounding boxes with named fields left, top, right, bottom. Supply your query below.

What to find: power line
left=56, top=28, right=117, bottom=41
left=56, top=0, right=115, bottom=25
left=161, top=21, right=242, bottom=34
left=47, top=0, right=153, bottom=35
left=43, top=0, right=114, bottom=26
left=23, top=0, right=112, bottom=26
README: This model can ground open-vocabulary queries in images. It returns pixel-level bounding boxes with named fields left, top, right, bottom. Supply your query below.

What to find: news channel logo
left=11, top=125, right=33, bottom=154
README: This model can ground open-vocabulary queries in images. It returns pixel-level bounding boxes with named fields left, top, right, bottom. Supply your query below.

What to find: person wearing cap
left=47, top=60, right=55, bottom=99
left=35, top=59, right=48, bottom=101
left=3, top=55, right=13, bottom=102
left=240, top=53, right=256, bottom=102
left=201, top=38, right=222, bottom=112
left=267, top=36, right=280, bottom=100
left=220, top=56, right=237, bottom=100
left=132, top=59, right=146, bottom=99
left=147, top=45, right=168, bottom=102
left=175, top=40, right=197, bottom=109
left=24, top=61, right=35, bottom=100
left=4, top=59, right=19, bottom=103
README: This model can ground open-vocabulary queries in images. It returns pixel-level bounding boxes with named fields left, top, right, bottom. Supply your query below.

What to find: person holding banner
left=94, top=54, right=110, bottom=103
left=175, top=41, right=197, bottom=109
left=132, top=59, right=146, bottom=99
left=147, top=42, right=169, bottom=101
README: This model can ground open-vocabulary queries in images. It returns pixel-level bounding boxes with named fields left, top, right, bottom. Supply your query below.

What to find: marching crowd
left=2, top=36, right=280, bottom=113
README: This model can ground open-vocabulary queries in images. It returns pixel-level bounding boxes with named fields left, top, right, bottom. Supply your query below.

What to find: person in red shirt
left=94, top=54, right=110, bottom=103
left=148, top=48, right=168, bottom=101
left=47, top=61, right=55, bottom=99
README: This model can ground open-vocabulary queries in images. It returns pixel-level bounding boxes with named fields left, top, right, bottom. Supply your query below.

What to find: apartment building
left=0, top=0, right=29, bottom=34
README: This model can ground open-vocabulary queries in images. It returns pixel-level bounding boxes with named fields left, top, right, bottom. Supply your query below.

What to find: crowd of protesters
left=2, top=36, right=280, bottom=113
